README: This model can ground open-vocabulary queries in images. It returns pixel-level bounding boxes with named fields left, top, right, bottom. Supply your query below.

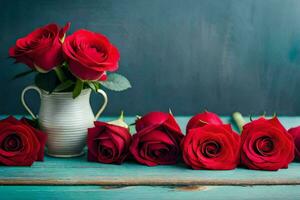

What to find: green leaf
left=93, top=82, right=100, bottom=90
left=13, top=69, right=35, bottom=80
left=87, top=82, right=97, bottom=92
left=34, top=71, right=59, bottom=93
left=73, top=79, right=83, bottom=98
left=86, top=82, right=100, bottom=92
left=100, top=73, right=131, bottom=91
left=54, top=67, right=67, bottom=82
left=62, top=61, right=68, bottom=68
left=63, top=65, right=77, bottom=82
left=54, top=80, right=74, bottom=92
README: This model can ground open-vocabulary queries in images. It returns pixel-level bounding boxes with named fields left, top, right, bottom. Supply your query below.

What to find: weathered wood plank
left=1, top=185, right=300, bottom=200
left=0, top=155, right=300, bottom=186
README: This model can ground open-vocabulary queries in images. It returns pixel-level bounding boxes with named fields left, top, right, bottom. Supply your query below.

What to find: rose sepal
left=107, top=111, right=129, bottom=129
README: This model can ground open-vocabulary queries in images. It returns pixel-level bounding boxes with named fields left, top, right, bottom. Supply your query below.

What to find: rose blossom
left=87, top=121, right=131, bottom=164
left=130, top=112, right=184, bottom=166
left=63, top=29, right=120, bottom=81
left=288, top=126, right=300, bottom=160
left=0, top=116, right=47, bottom=166
left=9, top=23, right=70, bottom=72
left=182, top=124, right=240, bottom=170
left=241, top=117, right=294, bottom=171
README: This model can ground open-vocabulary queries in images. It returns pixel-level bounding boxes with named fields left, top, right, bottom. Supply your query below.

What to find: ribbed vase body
left=39, top=89, right=94, bottom=157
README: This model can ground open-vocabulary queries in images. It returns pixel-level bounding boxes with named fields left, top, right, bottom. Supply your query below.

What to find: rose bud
left=288, top=126, right=300, bottom=160
left=186, top=111, right=223, bottom=133
left=182, top=124, right=240, bottom=170
left=130, top=112, right=184, bottom=166
left=241, top=117, right=294, bottom=171
left=0, top=116, right=47, bottom=166
left=9, top=23, right=70, bottom=72
left=63, top=29, right=120, bottom=81
left=87, top=112, right=132, bottom=164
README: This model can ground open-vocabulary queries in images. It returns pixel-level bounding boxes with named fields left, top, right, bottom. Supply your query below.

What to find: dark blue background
left=1, top=0, right=300, bottom=116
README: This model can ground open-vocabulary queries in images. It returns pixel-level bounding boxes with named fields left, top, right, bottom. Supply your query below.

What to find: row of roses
left=1, top=111, right=299, bottom=171
left=88, top=111, right=295, bottom=171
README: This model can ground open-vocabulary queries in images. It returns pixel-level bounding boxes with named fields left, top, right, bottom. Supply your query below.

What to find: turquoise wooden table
left=1, top=116, right=300, bottom=200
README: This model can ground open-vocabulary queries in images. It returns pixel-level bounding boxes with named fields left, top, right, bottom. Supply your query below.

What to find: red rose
left=0, top=116, right=47, bottom=166
left=87, top=121, right=131, bottom=164
left=9, top=23, right=70, bottom=72
left=241, top=117, right=294, bottom=171
left=182, top=124, right=240, bottom=170
left=62, top=29, right=120, bottom=81
left=288, top=126, right=300, bottom=160
left=186, top=111, right=223, bottom=133
left=130, top=112, right=184, bottom=166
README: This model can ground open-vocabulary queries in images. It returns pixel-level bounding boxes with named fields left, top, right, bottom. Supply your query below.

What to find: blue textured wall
left=1, top=0, right=300, bottom=116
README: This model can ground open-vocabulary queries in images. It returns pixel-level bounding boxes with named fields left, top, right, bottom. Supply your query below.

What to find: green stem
left=232, top=112, right=246, bottom=133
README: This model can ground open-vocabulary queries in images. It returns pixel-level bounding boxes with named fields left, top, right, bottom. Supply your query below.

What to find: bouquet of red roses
left=9, top=22, right=131, bottom=98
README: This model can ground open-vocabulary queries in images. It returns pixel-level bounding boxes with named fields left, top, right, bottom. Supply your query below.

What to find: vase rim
left=39, top=87, right=92, bottom=95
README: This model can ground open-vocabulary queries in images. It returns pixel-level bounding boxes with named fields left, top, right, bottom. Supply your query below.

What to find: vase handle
left=94, top=89, right=108, bottom=120
left=21, top=85, right=41, bottom=120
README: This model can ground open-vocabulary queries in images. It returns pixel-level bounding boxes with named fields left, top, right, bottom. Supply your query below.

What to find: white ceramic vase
left=21, top=85, right=108, bottom=158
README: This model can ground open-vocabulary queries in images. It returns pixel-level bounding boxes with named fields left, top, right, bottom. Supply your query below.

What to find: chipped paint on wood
left=174, top=185, right=209, bottom=191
